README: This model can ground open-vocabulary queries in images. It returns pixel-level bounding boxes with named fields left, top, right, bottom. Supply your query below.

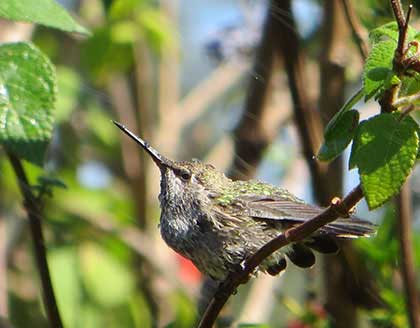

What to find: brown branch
left=198, top=185, right=364, bottom=328
left=396, top=182, right=420, bottom=328
left=6, top=152, right=63, bottom=328
left=380, top=2, right=412, bottom=112
left=341, top=0, right=369, bottom=60
left=391, top=0, right=408, bottom=66
left=319, top=2, right=363, bottom=325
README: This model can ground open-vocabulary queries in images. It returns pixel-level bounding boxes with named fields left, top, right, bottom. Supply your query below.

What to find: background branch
left=228, top=0, right=279, bottom=180
left=6, top=152, right=63, bottom=328
left=274, top=0, right=327, bottom=201
left=396, top=181, right=420, bottom=328
left=341, top=0, right=369, bottom=60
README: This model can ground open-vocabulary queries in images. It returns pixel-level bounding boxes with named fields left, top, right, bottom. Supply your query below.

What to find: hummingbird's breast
left=158, top=186, right=235, bottom=279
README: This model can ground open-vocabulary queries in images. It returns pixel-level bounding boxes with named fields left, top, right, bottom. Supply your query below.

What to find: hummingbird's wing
left=241, top=194, right=376, bottom=238
left=234, top=193, right=376, bottom=269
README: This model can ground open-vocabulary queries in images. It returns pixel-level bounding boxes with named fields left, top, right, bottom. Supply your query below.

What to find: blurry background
left=1, top=0, right=420, bottom=327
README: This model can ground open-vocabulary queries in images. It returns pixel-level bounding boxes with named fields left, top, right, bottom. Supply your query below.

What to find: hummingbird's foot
left=229, top=262, right=251, bottom=285
left=215, top=278, right=238, bottom=299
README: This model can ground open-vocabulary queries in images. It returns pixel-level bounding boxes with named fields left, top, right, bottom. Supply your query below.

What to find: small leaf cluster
left=318, top=22, right=420, bottom=209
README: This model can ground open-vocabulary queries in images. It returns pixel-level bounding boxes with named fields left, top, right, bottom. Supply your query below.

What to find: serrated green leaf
left=350, top=113, right=418, bottom=209
left=318, top=110, right=359, bottom=161
left=0, top=0, right=89, bottom=35
left=369, top=22, right=416, bottom=44
left=363, top=39, right=396, bottom=100
left=0, top=42, right=56, bottom=166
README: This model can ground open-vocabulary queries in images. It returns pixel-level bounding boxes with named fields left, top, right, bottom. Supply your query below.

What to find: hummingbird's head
left=113, top=121, right=229, bottom=207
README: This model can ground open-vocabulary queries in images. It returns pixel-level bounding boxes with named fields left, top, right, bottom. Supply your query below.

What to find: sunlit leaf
left=363, top=39, right=396, bottom=100
left=369, top=22, right=416, bottom=44
left=0, top=42, right=56, bottom=166
left=0, top=0, right=89, bottom=35
left=350, top=113, right=419, bottom=209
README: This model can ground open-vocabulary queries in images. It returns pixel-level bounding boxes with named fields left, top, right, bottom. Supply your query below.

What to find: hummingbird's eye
left=179, top=170, right=192, bottom=181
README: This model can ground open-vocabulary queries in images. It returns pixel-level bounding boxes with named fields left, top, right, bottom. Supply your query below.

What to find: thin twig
left=380, top=1, right=410, bottom=112
left=396, top=182, right=420, bottom=328
left=392, top=93, right=420, bottom=108
left=6, top=152, right=63, bottom=328
left=341, top=0, right=369, bottom=60
left=198, top=185, right=364, bottom=328
left=391, top=0, right=408, bottom=69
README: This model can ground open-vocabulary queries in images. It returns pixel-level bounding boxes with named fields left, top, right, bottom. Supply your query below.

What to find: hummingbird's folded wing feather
left=239, top=194, right=376, bottom=238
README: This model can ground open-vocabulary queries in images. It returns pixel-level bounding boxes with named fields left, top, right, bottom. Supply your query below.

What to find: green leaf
left=324, top=88, right=363, bottom=134
left=363, top=39, right=396, bottom=100
left=350, top=113, right=419, bottom=209
left=0, top=0, right=89, bottom=35
left=318, top=89, right=363, bottom=161
left=318, top=110, right=359, bottom=161
left=0, top=42, right=56, bottom=166
left=369, top=22, right=416, bottom=44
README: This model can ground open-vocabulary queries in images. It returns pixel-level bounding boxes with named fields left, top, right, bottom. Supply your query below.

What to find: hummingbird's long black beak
left=113, top=121, right=170, bottom=169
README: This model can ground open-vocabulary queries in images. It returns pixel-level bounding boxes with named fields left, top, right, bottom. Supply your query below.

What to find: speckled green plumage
left=216, top=180, right=303, bottom=206
left=183, top=160, right=303, bottom=206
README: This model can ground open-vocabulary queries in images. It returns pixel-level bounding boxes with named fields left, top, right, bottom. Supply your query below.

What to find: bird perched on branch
left=114, top=121, right=375, bottom=281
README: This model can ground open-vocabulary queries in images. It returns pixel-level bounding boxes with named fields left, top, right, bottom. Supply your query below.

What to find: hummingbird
left=114, top=121, right=375, bottom=281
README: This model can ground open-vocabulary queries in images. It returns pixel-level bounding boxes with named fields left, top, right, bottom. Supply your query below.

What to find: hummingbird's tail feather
left=323, top=218, right=376, bottom=238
